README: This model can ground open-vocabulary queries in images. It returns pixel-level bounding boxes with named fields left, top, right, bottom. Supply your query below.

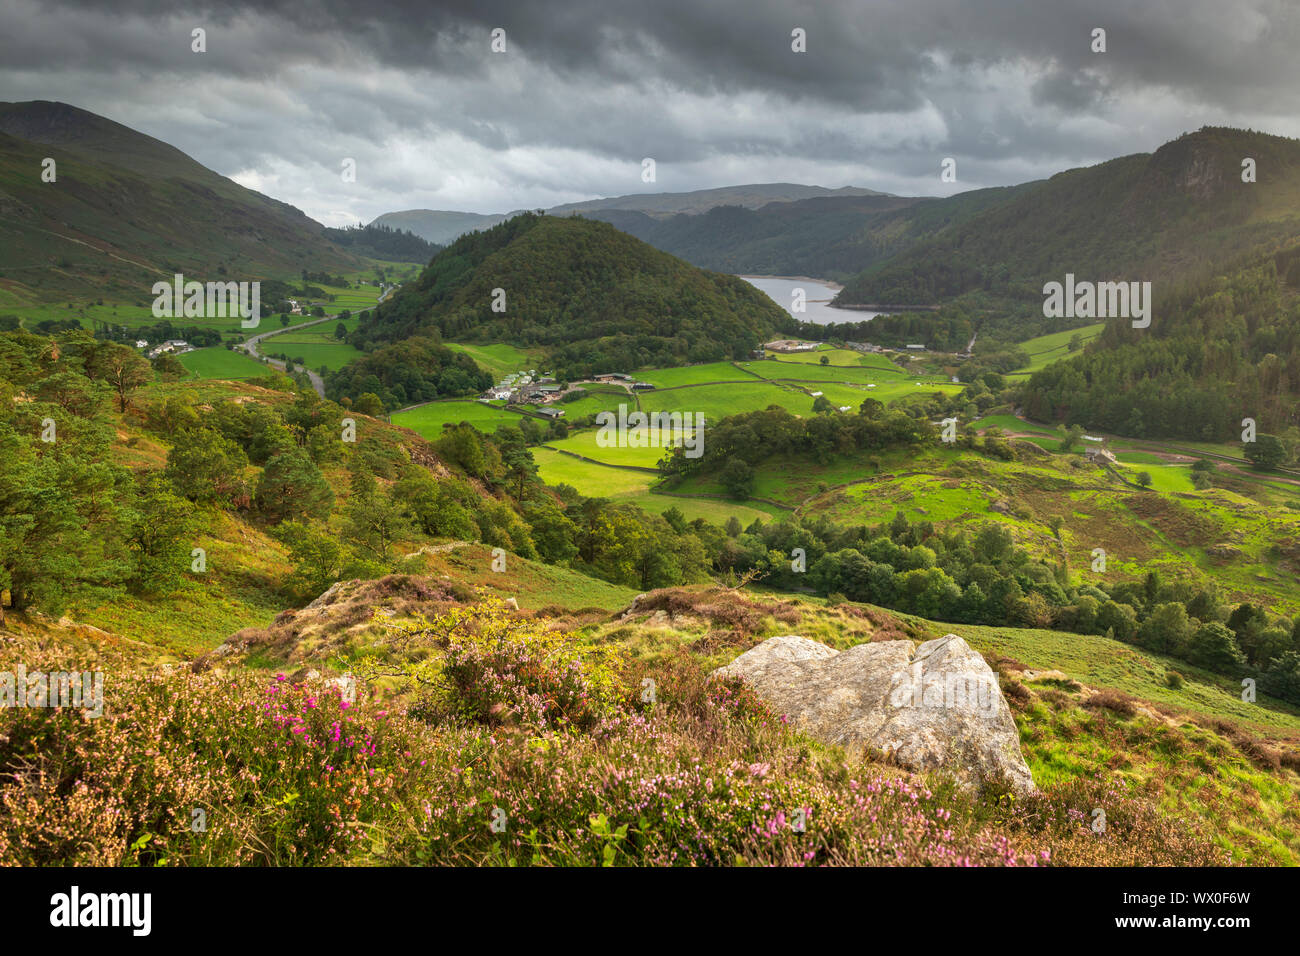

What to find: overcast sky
left=3, top=0, right=1299, bottom=225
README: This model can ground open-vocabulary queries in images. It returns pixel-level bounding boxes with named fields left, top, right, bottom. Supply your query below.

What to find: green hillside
left=0, top=101, right=362, bottom=304
left=839, top=127, right=1300, bottom=307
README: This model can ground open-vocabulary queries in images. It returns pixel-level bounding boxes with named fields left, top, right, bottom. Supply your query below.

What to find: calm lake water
left=738, top=275, right=883, bottom=325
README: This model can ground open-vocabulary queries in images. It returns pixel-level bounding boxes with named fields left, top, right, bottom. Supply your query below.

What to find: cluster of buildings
left=764, top=339, right=821, bottom=353
left=593, top=372, right=653, bottom=390
left=1082, top=436, right=1117, bottom=464
left=479, top=369, right=568, bottom=417
left=143, top=339, right=194, bottom=359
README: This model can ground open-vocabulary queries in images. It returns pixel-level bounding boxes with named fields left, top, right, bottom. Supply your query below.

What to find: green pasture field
left=1111, top=459, right=1195, bottom=493
left=552, top=389, right=628, bottom=420
left=637, top=380, right=818, bottom=421
left=446, top=342, right=536, bottom=380
left=177, top=346, right=268, bottom=379
left=764, top=347, right=902, bottom=373
left=739, top=360, right=887, bottom=385
left=268, top=342, right=363, bottom=372
left=634, top=362, right=748, bottom=387
left=972, top=414, right=1056, bottom=434
left=531, top=447, right=781, bottom=527
left=1005, top=322, right=1105, bottom=377
left=543, top=430, right=678, bottom=469
left=393, top=399, right=525, bottom=437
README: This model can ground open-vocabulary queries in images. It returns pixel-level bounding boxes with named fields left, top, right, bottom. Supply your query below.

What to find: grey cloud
left=2, top=0, right=1298, bottom=222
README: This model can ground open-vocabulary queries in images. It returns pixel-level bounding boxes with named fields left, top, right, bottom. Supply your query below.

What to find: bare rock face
left=713, top=634, right=1035, bottom=794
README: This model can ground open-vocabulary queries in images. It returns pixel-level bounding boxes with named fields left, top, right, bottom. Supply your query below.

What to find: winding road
left=239, top=282, right=398, bottom=398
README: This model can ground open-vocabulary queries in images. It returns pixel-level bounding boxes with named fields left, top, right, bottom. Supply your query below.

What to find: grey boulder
left=713, top=634, right=1035, bottom=793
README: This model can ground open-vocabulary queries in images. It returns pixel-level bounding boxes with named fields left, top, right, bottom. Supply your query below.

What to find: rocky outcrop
left=713, top=634, right=1035, bottom=793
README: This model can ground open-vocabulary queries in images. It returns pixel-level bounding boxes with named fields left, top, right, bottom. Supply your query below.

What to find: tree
left=354, top=392, right=384, bottom=416
left=0, top=422, right=130, bottom=615
left=661, top=506, right=687, bottom=533
left=1097, top=600, right=1138, bottom=642
left=724, top=515, right=743, bottom=538
left=1135, top=471, right=1153, bottom=488
left=165, top=428, right=249, bottom=503
left=1244, top=434, right=1286, bottom=470
left=1187, top=622, right=1247, bottom=672
left=280, top=313, right=291, bottom=328
left=522, top=499, right=579, bottom=565
left=501, top=443, right=537, bottom=499
left=151, top=352, right=186, bottom=381
left=819, top=355, right=830, bottom=366
left=1137, top=602, right=1192, bottom=656
left=1059, top=424, right=1084, bottom=454
left=276, top=520, right=380, bottom=600
left=87, top=342, right=151, bottom=412
left=343, top=483, right=412, bottom=562
left=126, top=475, right=194, bottom=594
left=812, top=395, right=834, bottom=414
left=720, top=457, right=755, bottom=500
left=335, top=322, right=348, bottom=340
left=255, top=447, right=333, bottom=523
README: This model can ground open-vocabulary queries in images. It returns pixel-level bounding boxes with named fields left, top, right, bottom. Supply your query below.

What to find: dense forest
left=1021, top=258, right=1300, bottom=442
left=346, top=213, right=795, bottom=377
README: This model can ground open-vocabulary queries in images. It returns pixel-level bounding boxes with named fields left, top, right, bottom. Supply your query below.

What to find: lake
left=738, top=275, right=883, bottom=325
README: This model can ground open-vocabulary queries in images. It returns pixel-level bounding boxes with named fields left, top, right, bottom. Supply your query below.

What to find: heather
left=0, top=601, right=1226, bottom=867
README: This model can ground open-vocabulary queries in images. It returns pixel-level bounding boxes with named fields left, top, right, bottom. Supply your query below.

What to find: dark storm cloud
left=2, top=0, right=1299, bottom=222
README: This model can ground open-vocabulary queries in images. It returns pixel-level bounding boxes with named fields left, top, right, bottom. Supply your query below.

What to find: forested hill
left=1021, top=253, right=1300, bottom=442
left=838, top=127, right=1300, bottom=307
left=349, top=212, right=796, bottom=376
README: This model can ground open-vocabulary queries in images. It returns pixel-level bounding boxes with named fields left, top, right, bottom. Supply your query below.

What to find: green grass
left=638, top=381, right=818, bottom=421
left=543, top=431, right=675, bottom=469
left=532, top=447, right=781, bottom=526
left=446, top=342, right=536, bottom=380
left=765, top=348, right=903, bottom=373
left=393, top=399, right=525, bottom=436
left=178, top=346, right=268, bottom=380
left=972, top=414, right=1056, bottom=435
left=1006, top=323, right=1105, bottom=377
left=948, top=619, right=1300, bottom=732
left=429, top=542, right=637, bottom=612
left=265, top=341, right=363, bottom=372
left=635, top=362, right=747, bottom=387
